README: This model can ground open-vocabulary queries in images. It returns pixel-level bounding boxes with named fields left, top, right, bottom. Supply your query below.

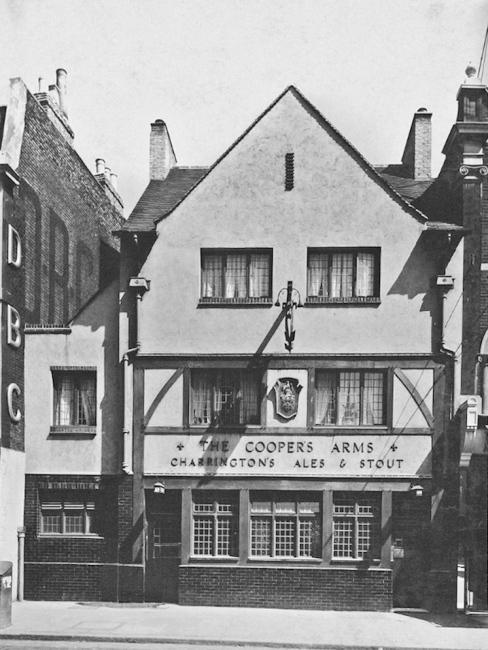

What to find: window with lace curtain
left=191, top=369, right=261, bottom=426
left=200, top=249, right=272, bottom=303
left=315, top=370, right=385, bottom=426
left=52, top=370, right=96, bottom=428
left=40, top=490, right=99, bottom=536
left=307, top=248, right=380, bottom=302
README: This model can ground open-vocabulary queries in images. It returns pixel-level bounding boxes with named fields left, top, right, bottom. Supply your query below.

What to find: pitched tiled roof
left=121, top=167, right=208, bottom=232
left=375, top=167, right=434, bottom=203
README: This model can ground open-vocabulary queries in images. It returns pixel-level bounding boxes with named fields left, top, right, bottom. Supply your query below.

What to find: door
left=145, top=490, right=182, bottom=603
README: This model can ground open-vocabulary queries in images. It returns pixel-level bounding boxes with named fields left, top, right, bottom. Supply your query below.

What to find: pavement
left=0, top=601, right=487, bottom=649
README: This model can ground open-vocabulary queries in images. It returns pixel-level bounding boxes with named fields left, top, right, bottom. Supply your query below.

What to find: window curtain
left=55, top=376, right=75, bottom=425
left=356, top=252, right=375, bottom=297
left=241, top=372, right=259, bottom=424
left=361, top=372, right=383, bottom=425
left=249, top=254, right=269, bottom=298
left=331, top=253, right=353, bottom=297
left=79, top=376, right=96, bottom=426
left=308, top=253, right=329, bottom=297
left=191, top=373, right=212, bottom=424
left=225, top=254, right=247, bottom=298
left=315, top=372, right=336, bottom=424
left=202, top=255, right=223, bottom=297
left=337, top=372, right=360, bottom=425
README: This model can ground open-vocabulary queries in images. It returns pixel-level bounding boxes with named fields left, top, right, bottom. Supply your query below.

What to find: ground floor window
left=192, top=490, right=238, bottom=557
left=40, top=491, right=98, bottom=535
left=250, top=491, right=321, bottom=558
left=333, top=492, right=380, bottom=560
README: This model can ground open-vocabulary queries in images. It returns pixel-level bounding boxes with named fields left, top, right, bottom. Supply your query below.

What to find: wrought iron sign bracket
left=275, top=280, right=303, bottom=352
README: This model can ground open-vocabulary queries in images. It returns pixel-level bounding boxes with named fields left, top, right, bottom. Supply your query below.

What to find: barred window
left=307, top=249, right=379, bottom=300
left=201, top=250, right=272, bottom=300
left=191, top=369, right=261, bottom=426
left=40, top=491, right=98, bottom=536
left=333, top=492, right=380, bottom=560
left=192, top=491, right=238, bottom=557
left=315, top=370, right=385, bottom=426
left=250, top=492, right=321, bottom=558
left=53, top=371, right=96, bottom=426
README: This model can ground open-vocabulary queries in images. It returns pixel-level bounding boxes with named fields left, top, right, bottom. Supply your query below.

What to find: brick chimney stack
left=150, top=120, right=176, bottom=180
left=401, top=108, right=432, bottom=179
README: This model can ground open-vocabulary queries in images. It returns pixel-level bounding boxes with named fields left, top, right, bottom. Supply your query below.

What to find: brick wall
left=17, top=89, right=123, bottom=326
left=24, top=474, right=143, bottom=601
left=179, top=565, right=392, bottom=611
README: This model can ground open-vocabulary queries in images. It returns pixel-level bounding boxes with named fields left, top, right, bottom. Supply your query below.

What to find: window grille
left=53, top=371, right=96, bottom=426
left=191, top=369, right=261, bottom=426
left=333, top=492, right=380, bottom=560
left=315, top=370, right=385, bottom=426
left=250, top=492, right=321, bottom=558
left=192, top=491, right=238, bottom=557
left=201, top=250, right=271, bottom=300
left=307, top=249, right=379, bottom=299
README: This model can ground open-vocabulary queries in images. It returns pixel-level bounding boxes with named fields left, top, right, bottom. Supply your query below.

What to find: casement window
left=333, top=492, right=380, bottom=560
left=307, top=249, right=380, bottom=301
left=315, top=370, right=385, bottom=426
left=192, top=491, right=238, bottom=557
left=52, top=370, right=96, bottom=427
left=250, top=492, right=321, bottom=559
left=40, top=491, right=98, bottom=536
left=191, top=369, right=261, bottom=426
left=201, top=249, right=272, bottom=302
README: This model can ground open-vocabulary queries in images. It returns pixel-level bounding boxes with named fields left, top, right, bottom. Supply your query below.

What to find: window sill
left=189, top=424, right=262, bottom=430
left=49, top=426, right=96, bottom=436
left=311, top=426, right=388, bottom=431
left=249, top=557, right=322, bottom=564
left=198, top=297, right=273, bottom=308
left=305, top=297, right=381, bottom=306
left=331, top=558, right=381, bottom=565
left=38, top=534, right=104, bottom=539
left=189, top=556, right=239, bottom=563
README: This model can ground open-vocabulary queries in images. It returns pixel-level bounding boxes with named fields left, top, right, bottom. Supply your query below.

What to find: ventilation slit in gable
left=285, top=153, right=294, bottom=191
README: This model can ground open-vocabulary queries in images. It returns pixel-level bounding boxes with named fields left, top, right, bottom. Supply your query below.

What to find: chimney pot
left=95, top=158, right=105, bottom=175
left=38, top=77, right=46, bottom=93
left=110, top=172, right=118, bottom=190
left=56, top=68, right=68, bottom=119
left=104, top=166, right=111, bottom=182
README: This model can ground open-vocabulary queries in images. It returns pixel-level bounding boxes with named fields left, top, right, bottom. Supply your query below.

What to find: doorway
left=145, top=490, right=182, bottom=603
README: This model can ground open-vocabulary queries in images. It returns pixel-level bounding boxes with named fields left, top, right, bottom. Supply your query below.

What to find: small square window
left=40, top=491, right=99, bottom=536
left=200, top=249, right=272, bottom=304
left=52, top=371, right=96, bottom=427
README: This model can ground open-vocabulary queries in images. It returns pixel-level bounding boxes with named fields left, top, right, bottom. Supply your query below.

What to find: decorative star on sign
left=390, top=444, right=398, bottom=452
left=177, top=443, right=184, bottom=451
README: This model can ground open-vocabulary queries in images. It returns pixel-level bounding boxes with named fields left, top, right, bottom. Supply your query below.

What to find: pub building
left=119, top=86, right=463, bottom=610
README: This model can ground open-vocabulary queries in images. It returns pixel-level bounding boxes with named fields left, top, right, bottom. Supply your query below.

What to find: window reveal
left=53, top=371, right=96, bottom=426
left=192, top=491, right=238, bottom=557
left=250, top=492, right=321, bottom=558
left=191, top=369, right=261, bottom=426
left=40, top=491, right=98, bottom=535
left=201, top=250, right=271, bottom=300
left=308, top=249, right=379, bottom=299
left=315, top=370, right=385, bottom=426
left=333, top=492, right=380, bottom=560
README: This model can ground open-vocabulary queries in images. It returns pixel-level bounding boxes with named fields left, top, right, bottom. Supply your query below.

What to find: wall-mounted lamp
left=129, top=277, right=151, bottom=299
left=409, top=484, right=424, bottom=498
left=153, top=481, right=165, bottom=494
left=275, top=281, right=303, bottom=352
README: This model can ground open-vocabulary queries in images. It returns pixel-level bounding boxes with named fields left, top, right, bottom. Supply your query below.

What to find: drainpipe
left=17, top=526, right=25, bottom=601
left=122, top=344, right=139, bottom=475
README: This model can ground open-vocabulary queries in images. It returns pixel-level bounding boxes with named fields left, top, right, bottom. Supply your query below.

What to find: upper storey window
left=200, top=250, right=272, bottom=304
left=52, top=370, right=96, bottom=428
left=307, top=248, right=380, bottom=303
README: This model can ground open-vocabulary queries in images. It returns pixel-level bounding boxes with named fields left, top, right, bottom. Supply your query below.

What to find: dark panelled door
left=146, top=490, right=182, bottom=603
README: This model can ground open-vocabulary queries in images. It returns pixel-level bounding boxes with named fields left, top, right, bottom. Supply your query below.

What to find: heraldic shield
left=273, top=377, right=302, bottom=419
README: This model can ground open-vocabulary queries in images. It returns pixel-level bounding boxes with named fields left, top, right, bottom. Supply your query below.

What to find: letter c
left=7, top=383, right=21, bottom=423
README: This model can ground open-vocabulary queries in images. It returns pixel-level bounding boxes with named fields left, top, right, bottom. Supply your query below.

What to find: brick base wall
left=179, top=565, right=392, bottom=611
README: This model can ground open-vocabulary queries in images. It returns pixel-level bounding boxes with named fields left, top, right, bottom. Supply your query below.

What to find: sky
left=1, top=0, right=488, bottom=216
